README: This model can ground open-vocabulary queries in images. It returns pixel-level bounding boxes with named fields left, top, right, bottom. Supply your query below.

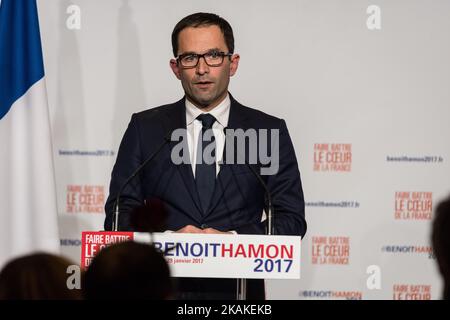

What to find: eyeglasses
left=176, top=51, right=232, bottom=68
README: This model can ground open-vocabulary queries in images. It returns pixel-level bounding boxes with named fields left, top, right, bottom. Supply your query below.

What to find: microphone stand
left=225, top=127, right=274, bottom=300
left=236, top=165, right=274, bottom=300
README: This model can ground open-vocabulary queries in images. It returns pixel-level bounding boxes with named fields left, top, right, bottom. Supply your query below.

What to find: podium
left=82, top=231, right=301, bottom=280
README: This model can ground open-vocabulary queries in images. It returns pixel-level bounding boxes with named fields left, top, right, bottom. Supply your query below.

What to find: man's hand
left=175, top=225, right=234, bottom=234
left=175, top=225, right=204, bottom=233
left=203, top=228, right=234, bottom=235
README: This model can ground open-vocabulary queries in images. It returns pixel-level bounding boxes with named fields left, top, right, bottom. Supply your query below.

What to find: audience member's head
left=83, top=241, right=172, bottom=299
left=0, top=253, right=82, bottom=300
left=432, top=194, right=450, bottom=300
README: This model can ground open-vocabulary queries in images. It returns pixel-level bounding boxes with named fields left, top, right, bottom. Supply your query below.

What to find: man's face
left=170, top=25, right=240, bottom=110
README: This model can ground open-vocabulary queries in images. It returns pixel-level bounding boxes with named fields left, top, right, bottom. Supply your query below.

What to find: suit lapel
left=161, top=98, right=204, bottom=220
left=204, top=95, right=249, bottom=218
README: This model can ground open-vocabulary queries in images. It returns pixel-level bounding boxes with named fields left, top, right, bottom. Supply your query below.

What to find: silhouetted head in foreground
left=83, top=241, right=172, bottom=299
left=0, top=253, right=82, bottom=300
left=432, top=194, right=450, bottom=300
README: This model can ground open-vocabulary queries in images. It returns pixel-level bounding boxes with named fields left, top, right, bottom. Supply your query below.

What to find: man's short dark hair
left=171, top=12, right=234, bottom=57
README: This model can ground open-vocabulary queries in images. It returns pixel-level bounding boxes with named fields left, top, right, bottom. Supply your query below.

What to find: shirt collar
left=185, top=94, right=230, bottom=127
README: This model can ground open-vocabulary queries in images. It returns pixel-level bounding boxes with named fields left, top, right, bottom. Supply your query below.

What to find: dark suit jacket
left=104, top=94, right=306, bottom=299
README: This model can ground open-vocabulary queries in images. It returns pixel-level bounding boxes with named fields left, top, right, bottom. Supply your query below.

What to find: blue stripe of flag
left=0, top=0, right=45, bottom=120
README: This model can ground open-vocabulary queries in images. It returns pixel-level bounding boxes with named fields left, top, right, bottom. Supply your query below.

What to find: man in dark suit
left=104, top=12, right=306, bottom=299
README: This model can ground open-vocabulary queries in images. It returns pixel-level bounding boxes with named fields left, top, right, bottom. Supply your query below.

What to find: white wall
left=37, top=0, right=450, bottom=299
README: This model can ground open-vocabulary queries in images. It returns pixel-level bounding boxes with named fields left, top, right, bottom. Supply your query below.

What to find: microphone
left=113, top=131, right=173, bottom=231
left=222, top=127, right=275, bottom=236
left=243, top=162, right=274, bottom=236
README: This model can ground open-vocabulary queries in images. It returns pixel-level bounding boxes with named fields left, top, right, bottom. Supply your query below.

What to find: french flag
left=0, top=0, right=60, bottom=267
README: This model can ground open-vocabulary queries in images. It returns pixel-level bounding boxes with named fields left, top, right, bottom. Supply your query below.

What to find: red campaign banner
left=81, top=231, right=134, bottom=269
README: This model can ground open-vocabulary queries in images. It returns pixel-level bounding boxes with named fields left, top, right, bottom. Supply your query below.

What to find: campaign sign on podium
left=81, top=231, right=301, bottom=279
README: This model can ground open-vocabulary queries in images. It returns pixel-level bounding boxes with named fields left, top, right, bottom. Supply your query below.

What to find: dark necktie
left=195, top=114, right=216, bottom=214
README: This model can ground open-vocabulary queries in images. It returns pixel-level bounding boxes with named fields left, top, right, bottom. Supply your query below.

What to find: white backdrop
left=37, top=0, right=450, bottom=299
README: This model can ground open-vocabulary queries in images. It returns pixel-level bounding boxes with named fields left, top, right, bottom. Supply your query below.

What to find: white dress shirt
left=185, top=94, right=230, bottom=177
